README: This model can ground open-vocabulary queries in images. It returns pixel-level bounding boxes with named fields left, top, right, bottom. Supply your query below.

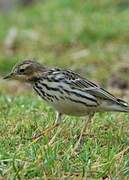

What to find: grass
left=0, top=95, right=129, bottom=179
left=0, top=0, right=129, bottom=179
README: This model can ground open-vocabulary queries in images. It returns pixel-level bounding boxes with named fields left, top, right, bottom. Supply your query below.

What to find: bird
left=4, top=60, right=129, bottom=153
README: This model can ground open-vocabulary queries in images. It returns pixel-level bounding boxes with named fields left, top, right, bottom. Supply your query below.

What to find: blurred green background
left=0, top=0, right=129, bottom=179
left=0, top=0, right=129, bottom=96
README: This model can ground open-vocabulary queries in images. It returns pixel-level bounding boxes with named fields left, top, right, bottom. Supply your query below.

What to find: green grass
left=0, top=0, right=129, bottom=179
left=0, top=95, right=129, bottom=179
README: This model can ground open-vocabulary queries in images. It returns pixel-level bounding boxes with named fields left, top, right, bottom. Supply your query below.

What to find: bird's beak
left=3, top=72, right=13, bottom=79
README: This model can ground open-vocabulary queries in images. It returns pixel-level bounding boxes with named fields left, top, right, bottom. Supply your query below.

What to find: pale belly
left=33, top=84, right=97, bottom=116
left=47, top=99, right=96, bottom=116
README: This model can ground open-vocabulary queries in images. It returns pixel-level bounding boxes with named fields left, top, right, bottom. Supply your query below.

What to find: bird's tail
left=100, top=98, right=129, bottom=113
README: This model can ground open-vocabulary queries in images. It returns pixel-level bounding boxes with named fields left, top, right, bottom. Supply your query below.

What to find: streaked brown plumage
left=4, top=60, right=129, bottom=152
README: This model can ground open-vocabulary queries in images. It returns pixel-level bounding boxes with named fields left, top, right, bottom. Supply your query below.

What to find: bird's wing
left=60, top=70, right=128, bottom=107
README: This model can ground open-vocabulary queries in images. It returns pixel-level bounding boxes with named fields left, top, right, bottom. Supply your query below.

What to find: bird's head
left=3, top=60, right=47, bottom=82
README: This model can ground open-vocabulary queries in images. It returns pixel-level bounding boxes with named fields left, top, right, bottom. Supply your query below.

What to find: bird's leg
left=48, top=112, right=63, bottom=145
left=32, top=112, right=62, bottom=141
left=55, top=112, right=63, bottom=125
left=71, top=113, right=94, bottom=155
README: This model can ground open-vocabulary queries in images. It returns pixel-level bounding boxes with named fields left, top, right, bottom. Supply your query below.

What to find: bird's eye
left=19, top=68, right=25, bottom=73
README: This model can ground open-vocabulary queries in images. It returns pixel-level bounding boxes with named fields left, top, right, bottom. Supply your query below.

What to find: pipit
left=4, top=60, right=129, bottom=152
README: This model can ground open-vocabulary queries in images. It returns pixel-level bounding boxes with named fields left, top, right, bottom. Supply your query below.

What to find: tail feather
left=116, top=98, right=129, bottom=112
left=100, top=98, right=129, bottom=113
left=114, top=105, right=129, bottom=113
left=117, top=98, right=128, bottom=107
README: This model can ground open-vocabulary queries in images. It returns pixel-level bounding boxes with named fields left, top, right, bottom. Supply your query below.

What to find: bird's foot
left=32, top=123, right=59, bottom=141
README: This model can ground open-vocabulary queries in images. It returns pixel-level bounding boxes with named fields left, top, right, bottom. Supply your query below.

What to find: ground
left=0, top=0, right=129, bottom=179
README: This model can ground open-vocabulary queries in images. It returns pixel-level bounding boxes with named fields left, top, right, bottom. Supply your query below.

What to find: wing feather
left=58, top=69, right=126, bottom=106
